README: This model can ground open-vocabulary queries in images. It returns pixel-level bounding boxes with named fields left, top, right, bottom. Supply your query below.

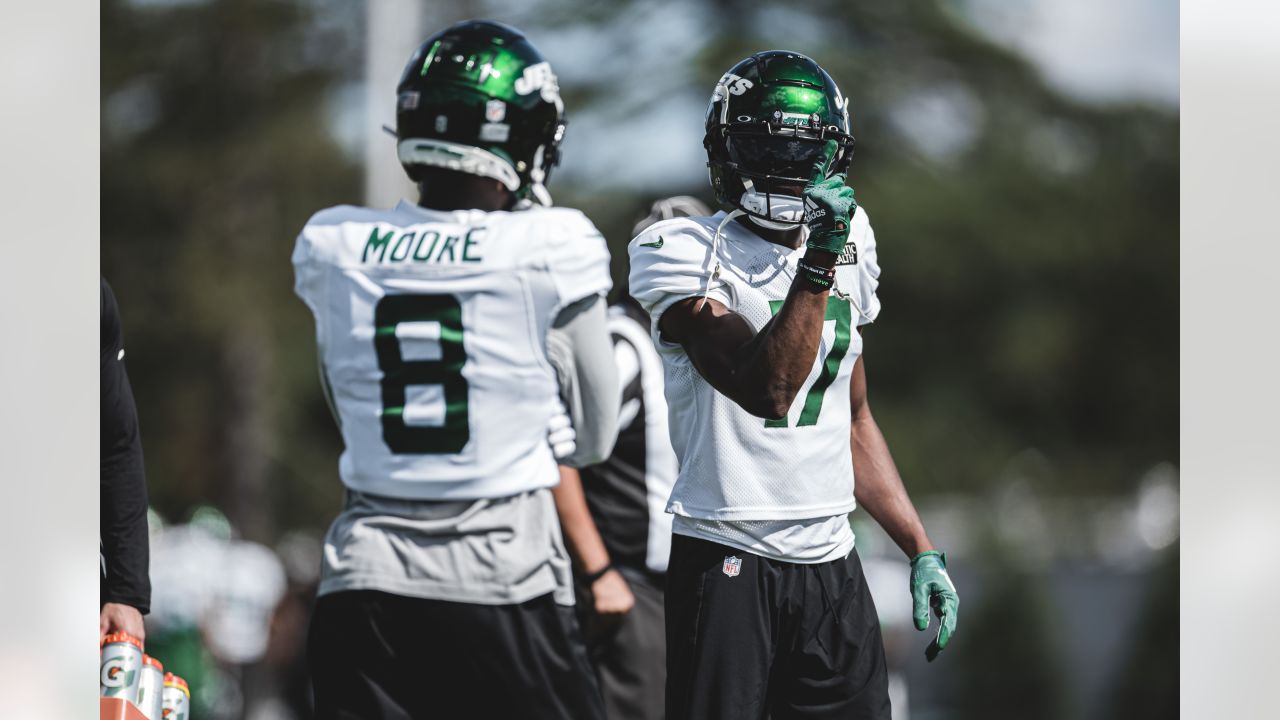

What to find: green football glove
left=910, top=550, right=959, bottom=662
left=803, top=139, right=856, bottom=255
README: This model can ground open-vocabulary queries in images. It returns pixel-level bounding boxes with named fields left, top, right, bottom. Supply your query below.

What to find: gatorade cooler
left=162, top=673, right=191, bottom=720
left=99, top=633, right=144, bottom=703
left=134, top=655, right=165, bottom=720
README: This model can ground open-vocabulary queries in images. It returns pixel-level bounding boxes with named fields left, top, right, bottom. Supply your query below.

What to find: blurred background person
left=554, top=195, right=710, bottom=720
left=101, top=277, right=150, bottom=642
left=103, top=1, right=1178, bottom=718
left=146, top=506, right=288, bottom=719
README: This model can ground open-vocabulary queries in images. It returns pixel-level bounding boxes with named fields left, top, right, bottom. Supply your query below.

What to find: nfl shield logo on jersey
left=722, top=555, right=742, bottom=578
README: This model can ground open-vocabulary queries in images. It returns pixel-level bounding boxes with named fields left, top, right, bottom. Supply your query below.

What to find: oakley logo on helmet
left=514, top=62, right=560, bottom=102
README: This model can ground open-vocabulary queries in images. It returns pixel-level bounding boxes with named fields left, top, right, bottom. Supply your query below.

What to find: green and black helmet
left=704, top=51, right=854, bottom=227
left=396, top=20, right=566, bottom=205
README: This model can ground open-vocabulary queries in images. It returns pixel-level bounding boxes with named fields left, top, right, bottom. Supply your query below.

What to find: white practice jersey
left=628, top=209, right=881, bottom=523
left=294, top=200, right=611, bottom=501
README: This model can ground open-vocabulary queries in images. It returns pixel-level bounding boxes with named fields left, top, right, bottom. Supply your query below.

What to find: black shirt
left=579, top=298, right=676, bottom=581
left=101, top=278, right=150, bottom=613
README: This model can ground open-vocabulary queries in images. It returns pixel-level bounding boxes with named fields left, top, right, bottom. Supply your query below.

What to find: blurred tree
left=102, top=0, right=361, bottom=539
left=948, top=559, right=1070, bottom=720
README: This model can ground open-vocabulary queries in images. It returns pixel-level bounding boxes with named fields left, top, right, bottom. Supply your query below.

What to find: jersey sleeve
left=543, top=209, right=612, bottom=310
left=627, top=221, right=733, bottom=340
left=841, top=207, right=882, bottom=326
left=291, top=224, right=323, bottom=316
left=294, top=213, right=352, bottom=360
left=545, top=296, right=620, bottom=467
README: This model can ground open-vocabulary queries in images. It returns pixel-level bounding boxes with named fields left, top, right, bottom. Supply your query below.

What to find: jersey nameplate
left=362, top=226, right=484, bottom=265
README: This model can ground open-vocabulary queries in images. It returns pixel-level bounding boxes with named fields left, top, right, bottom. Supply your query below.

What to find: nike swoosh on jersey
left=639, top=236, right=664, bottom=249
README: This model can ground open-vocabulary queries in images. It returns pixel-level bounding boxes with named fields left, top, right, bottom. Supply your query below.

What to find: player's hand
left=591, top=569, right=636, bottom=617
left=803, top=139, right=856, bottom=256
left=100, top=603, right=146, bottom=645
left=910, top=551, right=958, bottom=662
left=548, top=400, right=577, bottom=460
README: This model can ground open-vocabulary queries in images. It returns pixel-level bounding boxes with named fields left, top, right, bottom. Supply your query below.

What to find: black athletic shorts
left=576, top=568, right=667, bottom=720
left=665, top=534, right=891, bottom=720
left=308, top=589, right=605, bottom=720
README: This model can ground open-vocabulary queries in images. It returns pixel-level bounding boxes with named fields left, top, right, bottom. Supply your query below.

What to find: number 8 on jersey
left=375, top=293, right=469, bottom=454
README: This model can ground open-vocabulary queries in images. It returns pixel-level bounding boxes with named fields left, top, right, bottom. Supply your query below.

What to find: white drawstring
left=702, top=209, right=744, bottom=304
left=833, top=279, right=877, bottom=325
left=706, top=208, right=877, bottom=325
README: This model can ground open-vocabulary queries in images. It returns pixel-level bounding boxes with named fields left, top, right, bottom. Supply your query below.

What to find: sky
left=958, top=0, right=1179, bottom=106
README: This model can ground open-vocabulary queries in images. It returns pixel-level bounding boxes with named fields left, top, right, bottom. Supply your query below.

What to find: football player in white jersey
left=629, top=52, right=960, bottom=720
left=293, top=21, right=616, bottom=720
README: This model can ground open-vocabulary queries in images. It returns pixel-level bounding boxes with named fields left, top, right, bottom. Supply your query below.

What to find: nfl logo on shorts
left=723, top=555, right=742, bottom=577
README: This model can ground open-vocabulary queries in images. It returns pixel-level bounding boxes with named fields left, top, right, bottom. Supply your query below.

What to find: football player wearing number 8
left=628, top=51, right=959, bottom=719
left=292, top=21, right=618, bottom=720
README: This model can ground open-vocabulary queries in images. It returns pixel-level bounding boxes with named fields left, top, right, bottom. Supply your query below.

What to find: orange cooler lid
left=163, top=673, right=190, bottom=697
left=101, top=632, right=143, bottom=650
left=142, top=655, right=164, bottom=671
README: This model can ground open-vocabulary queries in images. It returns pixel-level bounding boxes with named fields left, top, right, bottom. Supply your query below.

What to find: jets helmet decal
left=395, top=20, right=566, bottom=206
left=704, top=51, right=855, bottom=228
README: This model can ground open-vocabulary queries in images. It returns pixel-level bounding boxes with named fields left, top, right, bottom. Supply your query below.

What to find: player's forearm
left=851, top=414, right=934, bottom=558
left=731, top=258, right=834, bottom=418
left=551, top=466, right=612, bottom=573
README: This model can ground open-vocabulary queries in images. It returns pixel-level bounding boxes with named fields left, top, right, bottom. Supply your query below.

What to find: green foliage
left=947, top=550, right=1070, bottom=720
left=102, top=0, right=360, bottom=538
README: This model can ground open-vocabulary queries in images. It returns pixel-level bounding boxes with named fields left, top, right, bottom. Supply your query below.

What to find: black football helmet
left=395, top=21, right=566, bottom=205
left=704, top=51, right=855, bottom=228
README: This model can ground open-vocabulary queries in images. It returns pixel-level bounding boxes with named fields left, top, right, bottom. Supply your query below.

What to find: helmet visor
left=726, top=135, right=828, bottom=182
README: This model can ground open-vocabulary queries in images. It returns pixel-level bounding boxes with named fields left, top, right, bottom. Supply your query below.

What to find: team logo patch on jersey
left=723, top=555, right=742, bottom=577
